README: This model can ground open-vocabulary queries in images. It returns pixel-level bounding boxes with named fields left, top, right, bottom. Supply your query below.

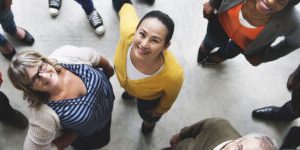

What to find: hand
left=170, top=133, right=182, bottom=147
left=287, top=65, right=300, bottom=91
left=4, top=0, right=12, bottom=10
left=244, top=54, right=262, bottom=66
left=203, top=2, right=215, bottom=20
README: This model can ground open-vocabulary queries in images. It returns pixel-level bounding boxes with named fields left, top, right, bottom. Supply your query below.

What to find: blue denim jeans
left=137, top=98, right=162, bottom=123
left=203, top=15, right=243, bottom=60
left=0, top=9, right=17, bottom=46
left=75, top=0, right=95, bottom=14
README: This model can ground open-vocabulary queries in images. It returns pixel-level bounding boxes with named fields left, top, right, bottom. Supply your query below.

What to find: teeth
left=261, top=1, right=270, bottom=10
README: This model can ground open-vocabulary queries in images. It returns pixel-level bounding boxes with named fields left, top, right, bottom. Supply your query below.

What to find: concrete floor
left=0, top=0, right=299, bottom=149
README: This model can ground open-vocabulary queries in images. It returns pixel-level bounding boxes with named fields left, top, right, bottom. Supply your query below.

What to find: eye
left=139, top=32, right=145, bottom=38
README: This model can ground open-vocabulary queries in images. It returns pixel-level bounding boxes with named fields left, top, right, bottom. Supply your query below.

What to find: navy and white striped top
left=47, top=64, right=115, bottom=137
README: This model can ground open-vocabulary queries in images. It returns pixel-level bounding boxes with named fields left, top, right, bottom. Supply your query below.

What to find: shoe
left=19, top=29, right=35, bottom=46
left=252, top=106, right=295, bottom=121
left=87, top=10, right=105, bottom=35
left=2, top=110, right=28, bottom=129
left=121, top=91, right=135, bottom=100
left=49, top=0, right=62, bottom=17
left=0, top=41, right=16, bottom=60
left=141, top=121, right=155, bottom=134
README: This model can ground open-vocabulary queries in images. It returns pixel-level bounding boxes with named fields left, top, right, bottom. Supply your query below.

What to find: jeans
left=0, top=9, right=17, bottom=46
left=137, top=98, right=162, bottom=123
left=74, top=0, right=95, bottom=14
left=203, top=15, right=242, bottom=60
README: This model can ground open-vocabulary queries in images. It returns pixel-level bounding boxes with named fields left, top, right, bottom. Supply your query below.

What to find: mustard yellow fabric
left=114, top=4, right=184, bottom=114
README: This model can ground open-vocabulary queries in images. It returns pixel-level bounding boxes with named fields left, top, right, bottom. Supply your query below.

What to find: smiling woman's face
left=26, top=62, right=59, bottom=92
left=255, top=0, right=289, bottom=16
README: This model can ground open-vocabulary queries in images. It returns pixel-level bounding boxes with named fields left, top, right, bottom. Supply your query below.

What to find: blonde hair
left=8, top=50, right=61, bottom=108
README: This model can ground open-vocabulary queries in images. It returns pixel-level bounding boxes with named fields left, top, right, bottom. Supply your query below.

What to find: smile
left=259, top=0, right=272, bottom=13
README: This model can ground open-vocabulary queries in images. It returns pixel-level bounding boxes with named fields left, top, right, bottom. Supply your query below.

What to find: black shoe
left=141, top=122, right=155, bottom=134
left=0, top=41, right=16, bottom=60
left=87, top=10, right=105, bottom=35
left=2, top=110, right=28, bottom=129
left=49, top=0, right=62, bottom=17
left=20, top=29, right=35, bottom=46
left=252, top=106, right=295, bottom=121
left=281, top=126, right=300, bottom=149
left=121, top=91, right=135, bottom=100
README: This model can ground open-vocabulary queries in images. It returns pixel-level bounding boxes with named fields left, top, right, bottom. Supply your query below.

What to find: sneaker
left=49, top=0, right=62, bottom=17
left=87, top=10, right=105, bottom=35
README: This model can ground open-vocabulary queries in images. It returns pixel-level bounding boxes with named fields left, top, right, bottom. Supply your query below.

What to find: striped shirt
left=47, top=64, right=114, bottom=137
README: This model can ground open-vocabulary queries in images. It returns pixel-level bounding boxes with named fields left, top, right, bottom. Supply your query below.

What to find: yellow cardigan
left=114, top=4, right=184, bottom=114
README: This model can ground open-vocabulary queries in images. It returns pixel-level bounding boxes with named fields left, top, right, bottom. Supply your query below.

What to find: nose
left=140, top=39, right=149, bottom=48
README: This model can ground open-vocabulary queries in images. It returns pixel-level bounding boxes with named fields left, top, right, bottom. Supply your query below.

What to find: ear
left=163, top=42, right=171, bottom=51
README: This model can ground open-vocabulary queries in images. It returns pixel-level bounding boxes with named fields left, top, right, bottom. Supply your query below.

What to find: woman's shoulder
left=29, top=104, right=60, bottom=128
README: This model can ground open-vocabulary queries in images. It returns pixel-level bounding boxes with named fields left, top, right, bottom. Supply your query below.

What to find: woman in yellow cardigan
left=112, top=0, right=184, bottom=134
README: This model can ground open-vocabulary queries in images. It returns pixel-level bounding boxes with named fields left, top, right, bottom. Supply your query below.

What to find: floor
left=0, top=0, right=299, bottom=149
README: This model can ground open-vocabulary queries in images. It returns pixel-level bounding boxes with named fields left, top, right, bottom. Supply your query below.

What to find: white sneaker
left=49, top=0, right=61, bottom=17
left=87, top=10, right=105, bottom=35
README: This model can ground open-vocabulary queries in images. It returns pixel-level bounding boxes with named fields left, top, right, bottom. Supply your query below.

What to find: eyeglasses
left=28, top=62, right=48, bottom=87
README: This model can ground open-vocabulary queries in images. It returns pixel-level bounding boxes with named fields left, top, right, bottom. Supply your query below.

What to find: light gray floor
left=0, top=0, right=299, bottom=149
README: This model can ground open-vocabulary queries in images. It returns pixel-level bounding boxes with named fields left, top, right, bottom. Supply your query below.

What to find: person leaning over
left=166, top=118, right=278, bottom=150
left=112, top=0, right=184, bottom=134
left=8, top=45, right=115, bottom=150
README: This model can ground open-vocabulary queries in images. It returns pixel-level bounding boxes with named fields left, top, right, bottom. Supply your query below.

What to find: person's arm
left=170, top=118, right=231, bottom=147
left=203, top=1, right=216, bottom=20
left=52, top=130, right=79, bottom=150
left=24, top=106, right=60, bottom=150
left=94, top=56, right=114, bottom=79
left=118, top=3, right=139, bottom=40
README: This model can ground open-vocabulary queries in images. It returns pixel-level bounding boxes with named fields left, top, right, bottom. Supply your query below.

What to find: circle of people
left=0, top=0, right=299, bottom=149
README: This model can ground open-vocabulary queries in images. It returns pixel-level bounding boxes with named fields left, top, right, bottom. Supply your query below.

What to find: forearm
left=53, top=130, right=78, bottom=150
left=260, top=40, right=298, bottom=63
left=96, top=56, right=114, bottom=78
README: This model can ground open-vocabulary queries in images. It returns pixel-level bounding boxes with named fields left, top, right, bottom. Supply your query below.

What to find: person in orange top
left=197, top=0, right=300, bottom=66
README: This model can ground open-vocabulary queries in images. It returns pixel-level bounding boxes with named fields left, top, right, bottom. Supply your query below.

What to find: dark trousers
left=281, top=126, right=300, bottom=149
left=74, top=0, right=95, bottom=14
left=0, top=91, right=15, bottom=120
left=203, top=15, right=242, bottom=60
left=280, top=88, right=300, bottom=149
left=137, top=98, right=162, bottom=123
left=71, top=118, right=111, bottom=150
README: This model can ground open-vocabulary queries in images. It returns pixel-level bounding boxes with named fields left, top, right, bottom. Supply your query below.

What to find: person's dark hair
left=137, top=10, right=175, bottom=44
